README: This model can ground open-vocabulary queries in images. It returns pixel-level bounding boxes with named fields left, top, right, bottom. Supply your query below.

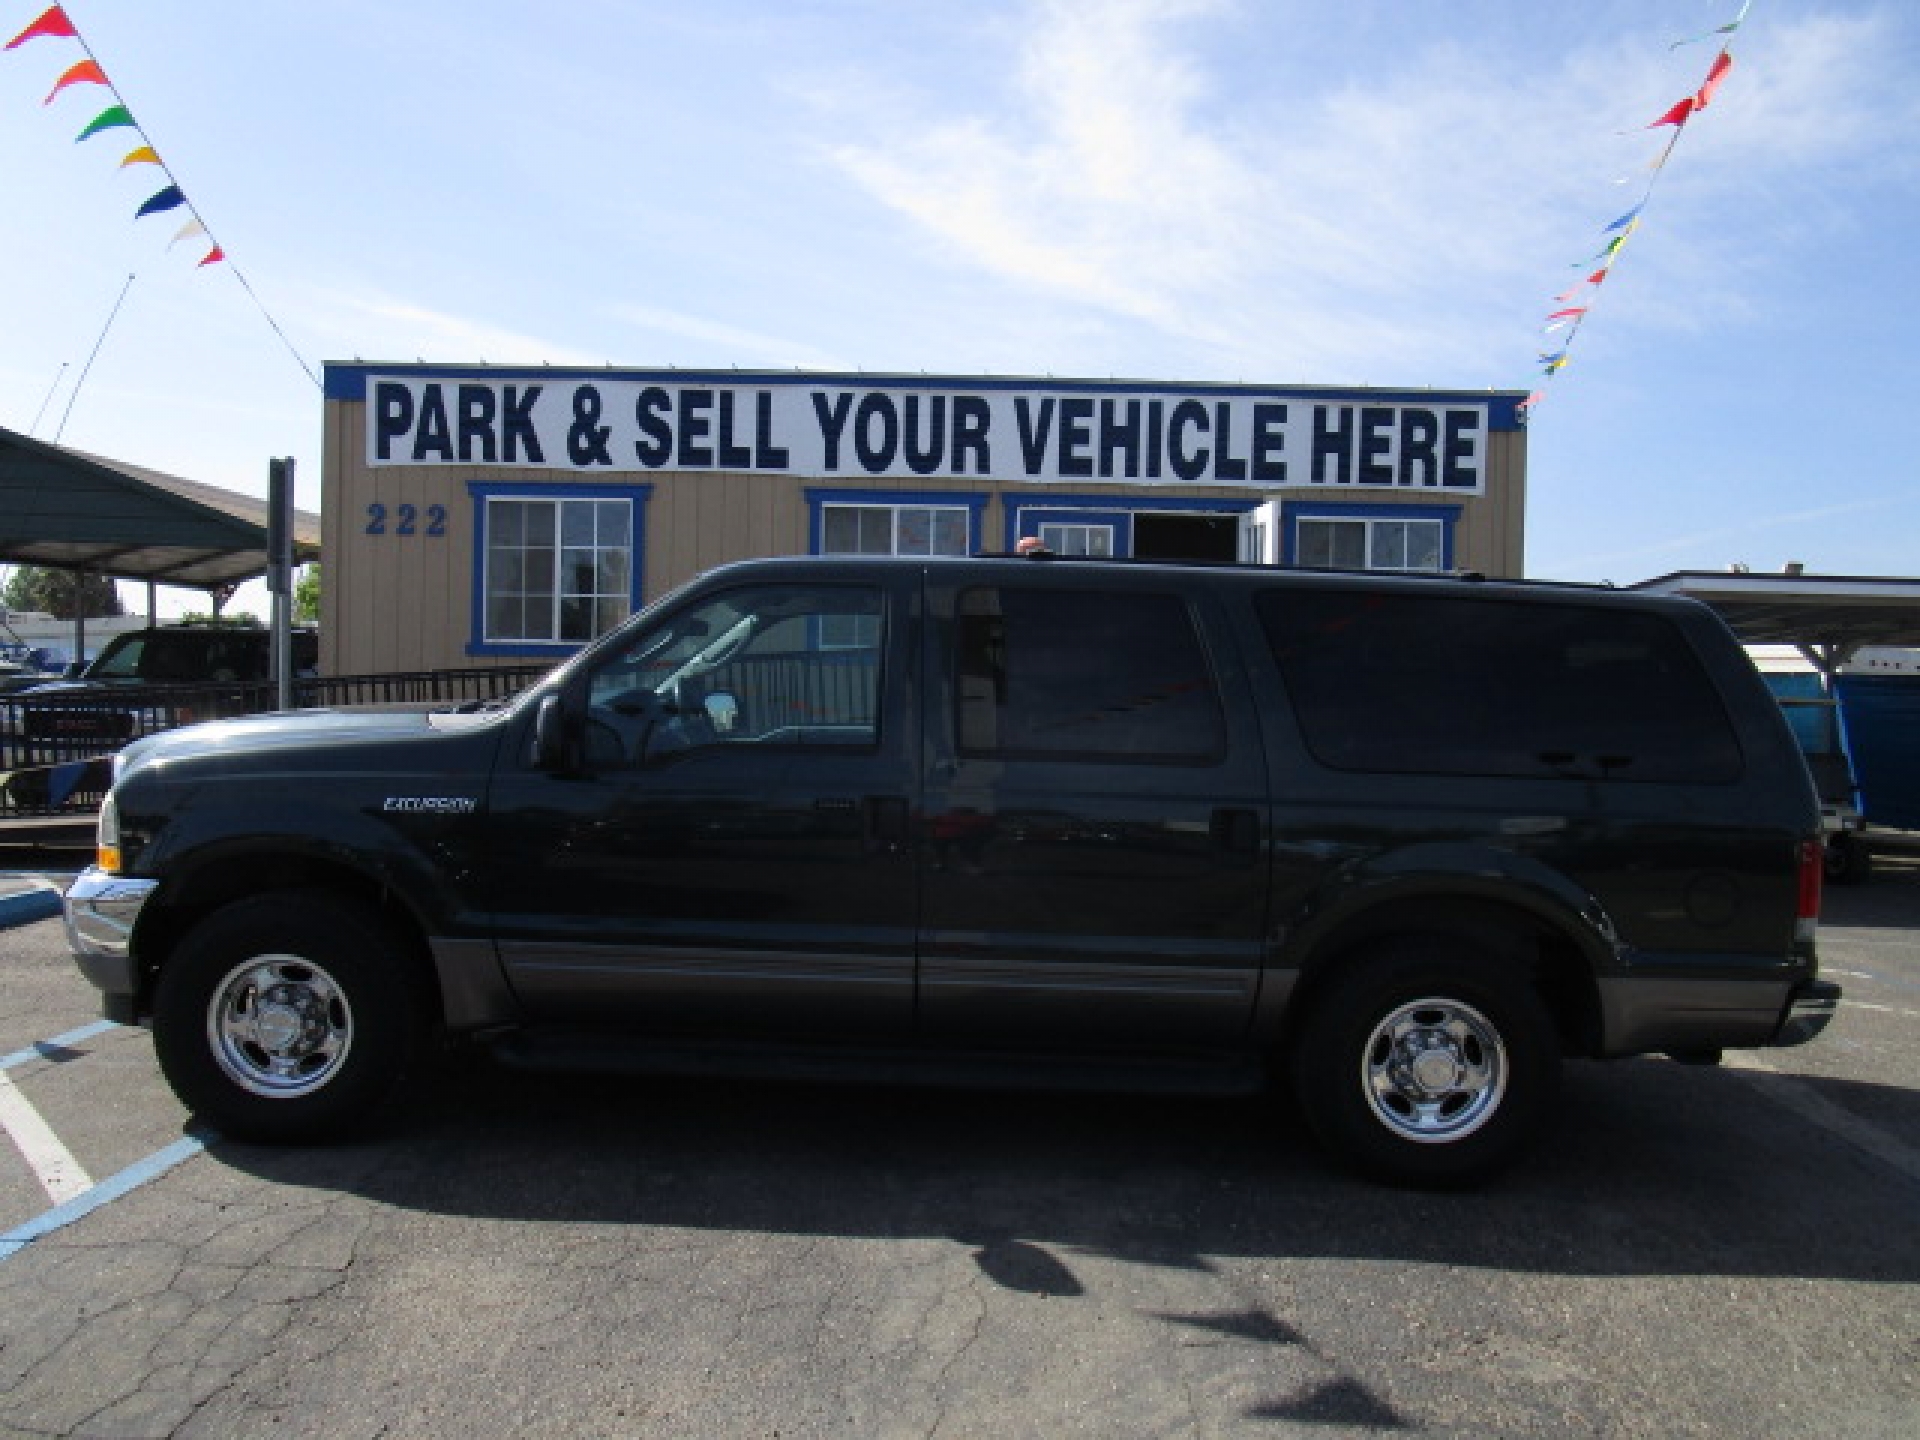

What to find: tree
left=176, top=612, right=263, bottom=627
left=293, top=564, right=321, bottom=625
left=0, top=565, right=125, bottom=620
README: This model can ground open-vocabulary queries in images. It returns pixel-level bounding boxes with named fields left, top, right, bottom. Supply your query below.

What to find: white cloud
left=823, top=1, right=1910, bottom=384
left=610, top=304, right=847, bottom=371
left=298, top=291, right=604, bottom=368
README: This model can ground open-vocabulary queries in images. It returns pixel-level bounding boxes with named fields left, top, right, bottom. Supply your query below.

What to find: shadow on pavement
left=203, top=1042, right=1920, bottom=1291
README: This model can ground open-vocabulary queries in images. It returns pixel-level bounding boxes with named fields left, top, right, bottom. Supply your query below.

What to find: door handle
left=863, top=796, right=910, bottom=851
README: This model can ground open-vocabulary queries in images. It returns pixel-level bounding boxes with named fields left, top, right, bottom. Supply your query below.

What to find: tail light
left=1795, top=839, right=1822, bottom=945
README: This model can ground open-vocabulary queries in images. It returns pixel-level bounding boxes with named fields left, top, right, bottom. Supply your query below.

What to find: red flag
left=1695, top=52, right=1734, bottom=110
left=1647, top=98, right=1695, bottom=129
left=5, top=4, right=77, bottom=49
left=42, top=58, right=107, bottom=105
left=198, top=246, right=225, bottom=267
left=1547, top=307, right=1587, bottom=322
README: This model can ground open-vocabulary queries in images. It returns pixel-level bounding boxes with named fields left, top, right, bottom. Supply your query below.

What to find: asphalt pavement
left=0, top=863, right=1914, bottom=1438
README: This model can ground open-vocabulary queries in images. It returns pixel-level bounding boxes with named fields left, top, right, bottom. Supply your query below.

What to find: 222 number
left=366, top=503, right=446, bottom=537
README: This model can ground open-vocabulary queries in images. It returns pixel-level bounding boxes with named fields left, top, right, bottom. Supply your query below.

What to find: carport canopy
left=1630, top=571, right=1920, bottom=674
left=0, top=423, right=318, bottom=592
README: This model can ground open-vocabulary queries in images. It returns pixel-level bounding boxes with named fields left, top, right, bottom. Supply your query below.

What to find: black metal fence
left=0, top=665, right=549, bottom=816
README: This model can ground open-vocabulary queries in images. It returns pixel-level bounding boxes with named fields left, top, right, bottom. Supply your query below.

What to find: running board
left=484, top=1029, right=1268, bottom=1098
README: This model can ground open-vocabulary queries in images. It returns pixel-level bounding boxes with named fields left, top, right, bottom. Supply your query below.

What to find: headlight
left=97, top=792, right=121, bottom=875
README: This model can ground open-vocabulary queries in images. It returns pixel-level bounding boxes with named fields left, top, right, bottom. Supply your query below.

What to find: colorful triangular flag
left=4, top=5, right=77, bottom=49
left=134, top=185, right=186, bottom=219
left=42, top=57, right=106, bottom=104
left=75, top=104, right=136, bottom=141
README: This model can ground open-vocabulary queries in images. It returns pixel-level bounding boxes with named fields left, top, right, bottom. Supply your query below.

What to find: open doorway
left=1132, top=512, right=1241, bottom=562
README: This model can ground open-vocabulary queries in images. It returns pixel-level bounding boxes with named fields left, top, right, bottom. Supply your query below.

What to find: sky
left=0, top=0, right=1915, bottom=619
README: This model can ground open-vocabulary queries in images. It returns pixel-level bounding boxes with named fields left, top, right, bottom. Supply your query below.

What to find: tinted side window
left=957, top=587, right=1225, bottom=763
left=1256, top=590, right=1743, bottom=783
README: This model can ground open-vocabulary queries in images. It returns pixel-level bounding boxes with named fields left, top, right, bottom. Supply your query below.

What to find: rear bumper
left=1598, top=966, right=1841, bottom=1057
left=1772, top=979, right=1841, bottom=1048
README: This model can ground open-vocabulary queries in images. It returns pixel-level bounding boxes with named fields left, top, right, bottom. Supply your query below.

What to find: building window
left=1293, top=513, right=1449, bottom=572
left=468, top=483, right=651, bottom=656
left=822, top=503, right=970, bottom=557
left=1038, top=522, right=1114, bottom=557
left=485, top=497, right=632, bottom=643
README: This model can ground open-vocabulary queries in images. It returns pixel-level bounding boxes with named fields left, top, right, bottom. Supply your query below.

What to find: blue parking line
left=0, top=1020, right=121, bottom=1073
left=0, top=881, right=61, bottom=931
left=0, top=1133, right=208, bottom=1261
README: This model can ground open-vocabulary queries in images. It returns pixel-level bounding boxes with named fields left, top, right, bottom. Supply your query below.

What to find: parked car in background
left=42, top=624, right=317, bottom=688
left=11, top=624, right=319, bottom=746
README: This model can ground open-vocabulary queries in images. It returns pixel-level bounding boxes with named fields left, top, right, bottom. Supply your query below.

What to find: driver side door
left=482, top=574, right=920, bottom=1038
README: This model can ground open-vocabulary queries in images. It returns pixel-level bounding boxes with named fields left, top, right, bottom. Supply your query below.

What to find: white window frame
left=820, top=502, right=971, bottom=557
left=1038, top=522, right=1115, bottom=557
left=1296, top=515, right=1445, bottom=572
left=483, top=495, right=634, bottom=645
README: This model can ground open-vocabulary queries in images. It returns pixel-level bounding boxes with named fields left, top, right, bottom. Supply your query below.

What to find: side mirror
left=703, top=690, right=740, bottom=734
left=533, top=692, right=578, bottom=771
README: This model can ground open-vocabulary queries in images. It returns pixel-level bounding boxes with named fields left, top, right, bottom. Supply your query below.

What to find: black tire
left=1823, top=834, right=1872, bottom=886
left=152, top=889, right=421, bottom=1142
left=1291, top=942, right=1560, bottom=1187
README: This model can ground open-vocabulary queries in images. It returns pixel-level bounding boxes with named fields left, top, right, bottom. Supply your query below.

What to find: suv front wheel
left=153, top=890, right=419, bottom=1142
left=1292, top=942, right=1560, bottom=1187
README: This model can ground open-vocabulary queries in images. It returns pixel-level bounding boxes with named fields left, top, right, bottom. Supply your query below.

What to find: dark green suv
left=64, top=557, right=1836, bottom=1184
left=71, top=624, right=317, bottom=685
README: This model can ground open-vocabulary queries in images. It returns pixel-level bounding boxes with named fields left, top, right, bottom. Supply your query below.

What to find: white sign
left=365, top=377, right=1487, bottom=492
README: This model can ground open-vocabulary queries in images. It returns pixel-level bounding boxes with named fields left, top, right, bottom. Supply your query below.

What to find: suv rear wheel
left=153, top=890, right=419, bottom=1141
left=1292, top=942, right=1560, bottom=1187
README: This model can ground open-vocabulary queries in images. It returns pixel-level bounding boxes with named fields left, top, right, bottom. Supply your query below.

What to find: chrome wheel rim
left=206, top=956, right=354, bottom=1099
left=1362, top=996, right=1507, bottom=1143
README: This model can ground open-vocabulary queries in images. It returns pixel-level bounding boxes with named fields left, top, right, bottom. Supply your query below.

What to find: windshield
left=83, top=633, right=147, bottom=680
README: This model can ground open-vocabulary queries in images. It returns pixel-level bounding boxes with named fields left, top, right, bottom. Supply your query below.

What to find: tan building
left=320, top=364, right=1528, bottom=675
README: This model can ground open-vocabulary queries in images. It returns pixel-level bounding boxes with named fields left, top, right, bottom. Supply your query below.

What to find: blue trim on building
left=803, top=487, right=991, bottom=554
left=324, top=363, right=1527, bottom=431
left=1279, top=500, right=1462, bottom=569
left=465, top=480, right=653, bottom=658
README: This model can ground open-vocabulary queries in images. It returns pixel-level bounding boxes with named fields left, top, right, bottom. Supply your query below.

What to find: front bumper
left=63, top=868, right=157, bottom=1023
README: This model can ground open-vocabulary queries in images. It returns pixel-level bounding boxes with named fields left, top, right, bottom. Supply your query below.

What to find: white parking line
left=1726, top=1052, right=1920, bottom=1188
left=0, top=1069, right=93, bottom=1203
left=1845, top=1000, right=1920, bottom=1020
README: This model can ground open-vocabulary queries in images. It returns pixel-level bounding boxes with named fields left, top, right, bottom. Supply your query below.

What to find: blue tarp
left=1833, top=675, right=1920, bottom=831
left=1765, top=673, right=1839, bottom=755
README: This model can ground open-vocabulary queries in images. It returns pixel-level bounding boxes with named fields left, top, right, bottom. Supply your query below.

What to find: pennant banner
left=5, top=5, right=239, bottom=281
left=1522, top=4, right=1750, bottom=413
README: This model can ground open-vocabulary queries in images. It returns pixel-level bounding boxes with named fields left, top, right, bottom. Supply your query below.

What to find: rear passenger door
left=916, top=574, right=1270, bottom=1045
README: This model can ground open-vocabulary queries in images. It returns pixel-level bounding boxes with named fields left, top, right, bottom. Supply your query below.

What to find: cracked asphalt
left=0, top=860, right=1916, bottom=1439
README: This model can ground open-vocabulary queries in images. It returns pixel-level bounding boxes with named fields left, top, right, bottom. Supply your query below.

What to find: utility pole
left=267, top=458, right=295, bottom=710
